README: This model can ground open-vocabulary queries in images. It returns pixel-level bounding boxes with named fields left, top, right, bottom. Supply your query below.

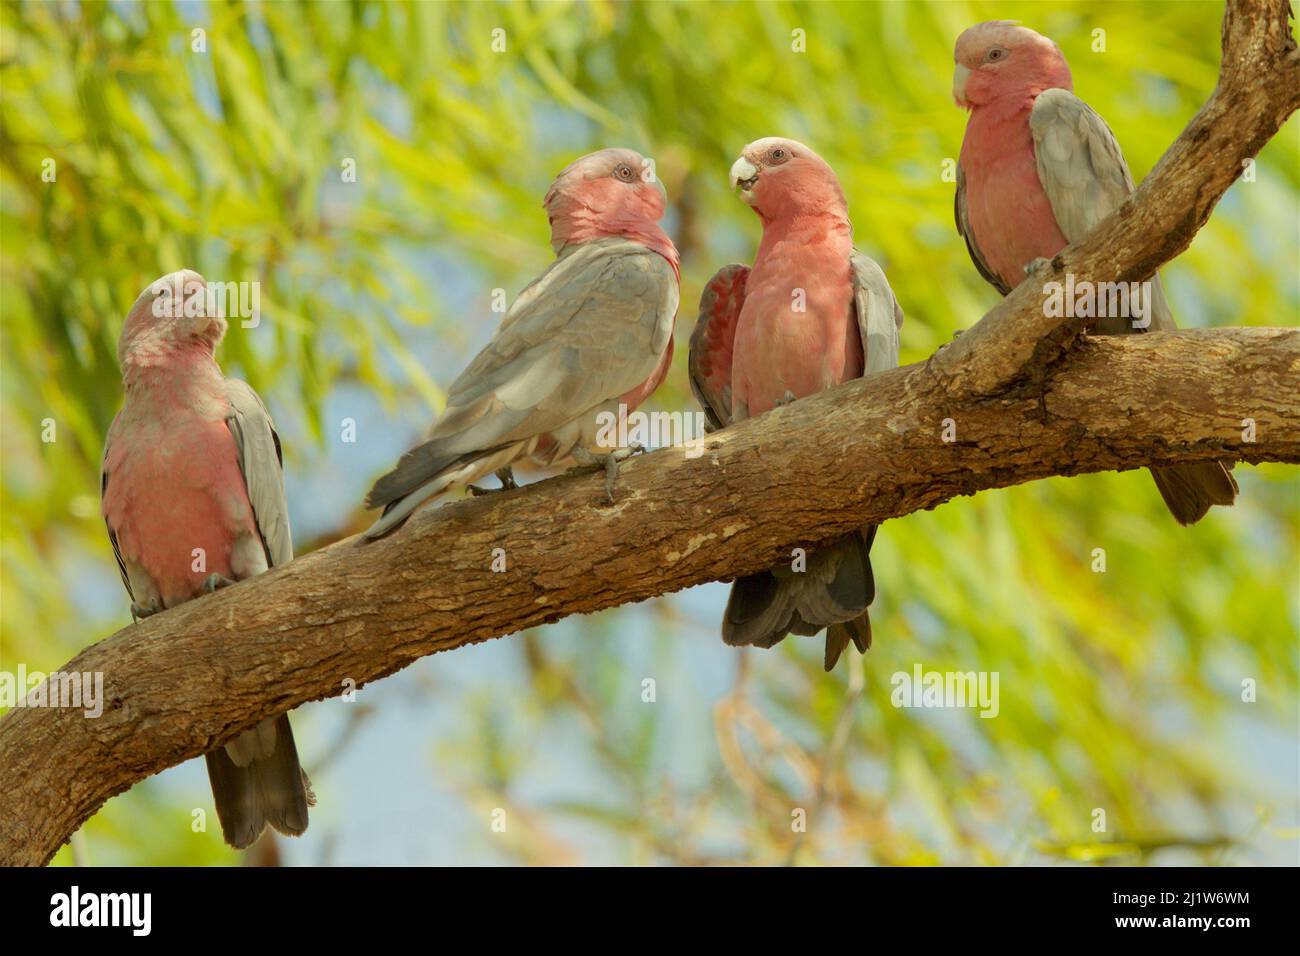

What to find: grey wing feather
left=225, top=380, right=293, bottom=568
left=100, top=416, right=133, bottom=602
left=1030, top=88, right=1175, bottom=332
left=955, top=162, right=1011, bottom=296
left=438, top=239, right=676, bottom=443
left=1029, top=88, right=1135, bottom=244
left=850, top=251, right=903, bottom=376
left=1031, top=88, right=1233, bottom=517
left=368, top=238, right=677, bottom=507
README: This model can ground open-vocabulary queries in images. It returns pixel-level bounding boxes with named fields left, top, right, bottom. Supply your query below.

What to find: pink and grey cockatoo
left=689, top=138, right=904, bottom=671
left=364, top=148, right=680, bottom=536
left=101, top=270, right=314, bottom=849
left=953, top=21, right=1237, bottom=524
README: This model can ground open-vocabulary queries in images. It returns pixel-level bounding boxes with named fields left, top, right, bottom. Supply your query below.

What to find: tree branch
left=3, top=327, right=1296, bottom=865
left=1, top=0, right=1297, bottom=866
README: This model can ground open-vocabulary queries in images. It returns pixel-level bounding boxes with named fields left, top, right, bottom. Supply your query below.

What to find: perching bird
left=364, top=147, right=681, bottom=537
left=953, top=20, right=1237, bottom=524
left=101, top=270, right=313, bottom=849
left=689, top=137, right=904, bottom=671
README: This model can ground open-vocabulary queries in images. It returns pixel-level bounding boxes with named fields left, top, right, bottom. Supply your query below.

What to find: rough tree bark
left=0, top=0, right=1297, bottom=866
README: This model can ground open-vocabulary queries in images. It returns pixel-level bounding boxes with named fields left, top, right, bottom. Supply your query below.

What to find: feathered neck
left=549, top=205, right=680, bottom=279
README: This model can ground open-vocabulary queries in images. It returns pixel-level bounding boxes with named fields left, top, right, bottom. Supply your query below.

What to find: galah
left=101, top=270, right=313, bottom=849
left=364, top=148, right=680, bottom=537
left=689, top=137, right=904, bottom=671
left=953, top=21, right=1237, bottom=524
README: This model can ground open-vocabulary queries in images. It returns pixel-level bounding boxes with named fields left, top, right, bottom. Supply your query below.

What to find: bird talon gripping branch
left=202, top=573, right=236, bottom=593
left=1023, top=256, right=1053, bottom=277
left=129, top=599, right=161, bottom=623
left=468, top=467, right=520, bottom=497
left=573, top=442, right=644, bottom=504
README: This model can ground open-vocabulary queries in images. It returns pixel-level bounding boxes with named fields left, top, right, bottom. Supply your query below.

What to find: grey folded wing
left=850, top=251, right=904, bottom=376
left=225, top=379, right=293, bottom=568
left=1030, top=88, right=1174, bottom=331
left=367, top=237, right=679, bottom=508
left=100, top=414, right=134, bottom=602
left=1029, top=88, right=1135, bottom=243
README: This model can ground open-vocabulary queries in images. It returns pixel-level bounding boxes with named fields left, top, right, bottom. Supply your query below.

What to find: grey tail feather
left=204, top=714, right=312, bottom=850
left=362, top=473, right=447, bottom=540
left=722, top=527, right=879, bottom=667
left=1149, top=461, right=1238, bottom=526
left=721, top=570, right=793, bottom=649
left=365, top=436, right=463, bottom=511
left=364, top=442, right=513, bottom=540
left=823, top=627, right=851, bottom=672
left=824, top=609, right=873, bottom=672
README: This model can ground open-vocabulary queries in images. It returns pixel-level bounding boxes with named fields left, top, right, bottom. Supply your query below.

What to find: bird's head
left=118, top=270, right=227, bottom=369
left=543, top=147, right=668, bottom=249
left=729, top=137, right=847, bottom=223
left=952, top=21, right=1072, bottom=110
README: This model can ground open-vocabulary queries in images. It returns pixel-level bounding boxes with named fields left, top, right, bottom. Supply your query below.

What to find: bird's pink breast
left=104, top=410, right=256, bottom=607
left=732, top=229, right=859, bottom=418
left=961, top=103, right=1069, bottom=290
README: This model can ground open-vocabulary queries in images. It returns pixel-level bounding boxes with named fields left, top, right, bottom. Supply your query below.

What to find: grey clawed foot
left=468, top=467, right=519, bottom=497
left=130, top=599, right=162, bottom=622
left=773, top=390, right=798, bottom=408
left=602, top=444, right=641, bottom=503
left=202, top=573, right=236, bottom=594
left=573, top=443, right=645, bottom=503
left=1023, top=256, right=1052, bottom=277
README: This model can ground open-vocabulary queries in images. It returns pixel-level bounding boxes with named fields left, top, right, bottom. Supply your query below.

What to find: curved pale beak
left=952, top=63, right=972, bottom=107
left=652, top=173, right=668, bottom=206
left=729, top=155, right=759, bottom=192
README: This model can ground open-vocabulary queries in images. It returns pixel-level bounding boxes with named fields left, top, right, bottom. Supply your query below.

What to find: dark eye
left=768, top=147, right=790, bottom=164
left=985, top=47, right=1006, bottom=62
left=613, top=164, right=636, bottom=182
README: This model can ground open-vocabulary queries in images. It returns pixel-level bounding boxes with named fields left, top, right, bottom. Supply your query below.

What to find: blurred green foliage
left=1, top=0, right=1296, bottom=865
